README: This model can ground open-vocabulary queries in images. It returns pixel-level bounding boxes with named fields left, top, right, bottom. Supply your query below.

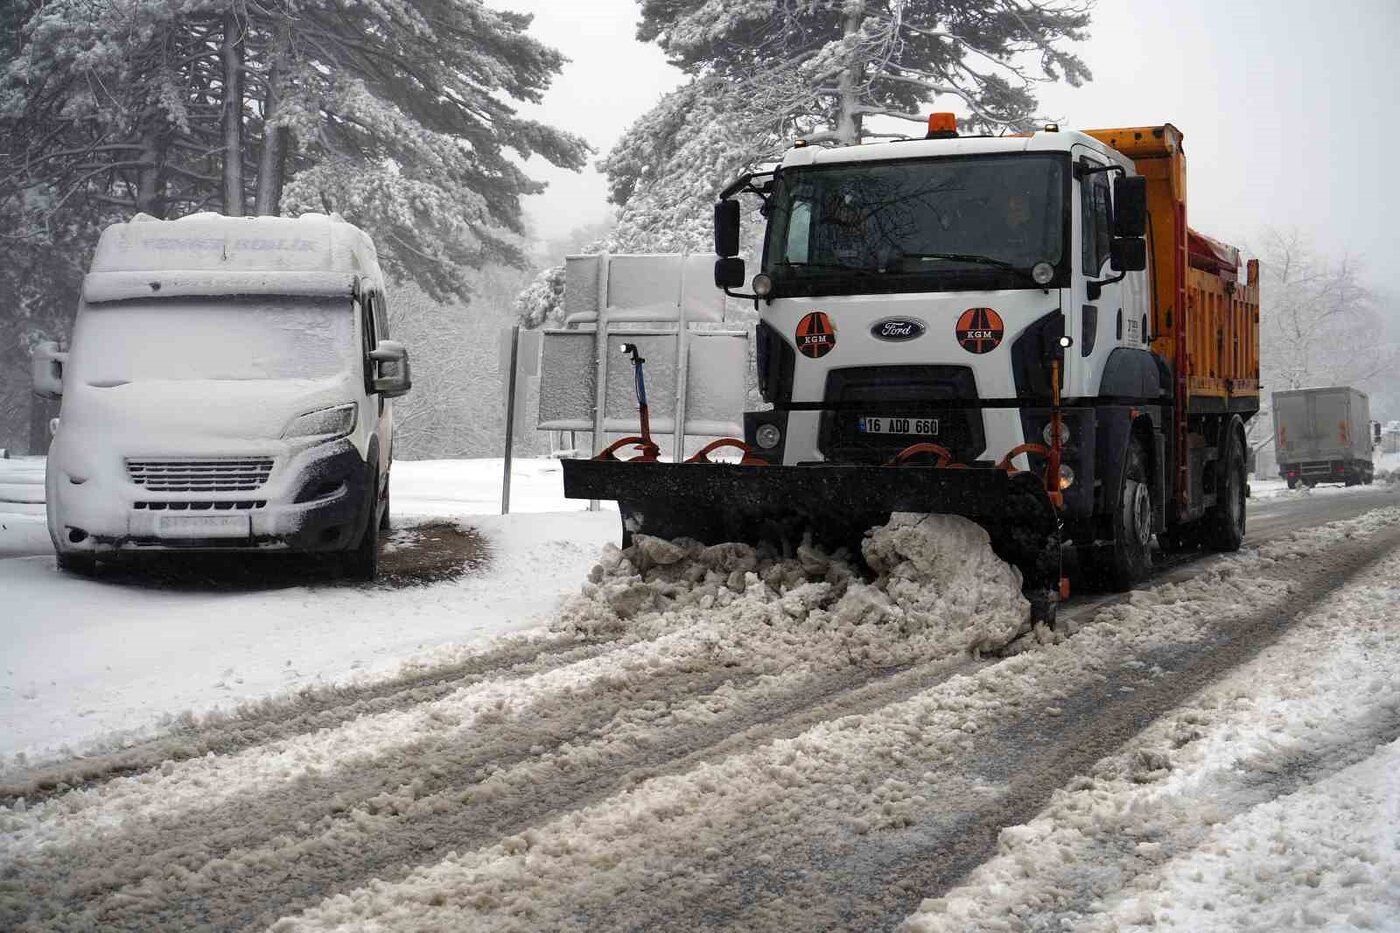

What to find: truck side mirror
left=1375, top=422, right=1384, bottom=445
left=714, top=256, right=746, bottom=289
left=32, top=341, right=66, bottom=400
left=369, top=339, right=411, bottom=398
left=1113, top=175, right=1147, bottom=238
left=1110, top=237, right=1147, bottom=273
left=715, top=200, right=741, bottom=257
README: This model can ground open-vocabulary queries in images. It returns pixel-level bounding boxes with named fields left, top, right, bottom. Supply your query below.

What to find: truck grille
left=817, top=366, right=986, bottom=464
left=126, top=458, right=274, bottom=492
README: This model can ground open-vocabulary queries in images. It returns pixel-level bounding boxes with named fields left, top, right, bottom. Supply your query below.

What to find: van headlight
left=283, top=404, right=357, bottom=440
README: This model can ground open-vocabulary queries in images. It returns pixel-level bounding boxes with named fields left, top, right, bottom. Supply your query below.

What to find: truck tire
left=1097, top=436, right=1153, bottom=591
left=1286, top=476, right=1299, bottom=490
left=1204, top=433, right=1246, bottom=552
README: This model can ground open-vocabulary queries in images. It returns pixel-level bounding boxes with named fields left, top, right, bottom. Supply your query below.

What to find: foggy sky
left=506, top=0, right=1399, bottom=285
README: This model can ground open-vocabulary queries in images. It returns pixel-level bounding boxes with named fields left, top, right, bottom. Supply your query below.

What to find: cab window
left=1081, top=167, right=1112, bottom=274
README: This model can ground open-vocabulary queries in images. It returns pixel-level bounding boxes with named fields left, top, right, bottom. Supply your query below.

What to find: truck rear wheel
left=1094, top=436, right=1153, bottom=591
left=1204, top=433, right=1246, bottom=552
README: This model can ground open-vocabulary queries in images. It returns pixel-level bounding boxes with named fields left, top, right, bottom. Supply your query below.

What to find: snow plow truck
left=563, top=119, right=1261, bottom=623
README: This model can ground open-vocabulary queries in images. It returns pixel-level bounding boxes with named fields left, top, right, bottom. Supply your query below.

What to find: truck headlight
left=755, top=423, right=782, bottom=450
left=1042, top=421, right=1070, bottom=446
left=1057, top=463, right=1075, bottom=490
left=283, top=404, right=357, bottom=440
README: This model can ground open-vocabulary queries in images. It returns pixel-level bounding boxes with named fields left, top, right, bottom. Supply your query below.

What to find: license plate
left=155, top=513, right=251, bottom=539
left=857, top=416, right=940, bottom=436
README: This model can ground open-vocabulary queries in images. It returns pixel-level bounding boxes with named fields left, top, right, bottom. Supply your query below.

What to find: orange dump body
left=1085, top=125, right=1261, bottom=509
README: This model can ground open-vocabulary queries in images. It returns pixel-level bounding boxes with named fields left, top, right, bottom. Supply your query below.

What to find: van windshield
left=69, top=297, right=355, bottom=383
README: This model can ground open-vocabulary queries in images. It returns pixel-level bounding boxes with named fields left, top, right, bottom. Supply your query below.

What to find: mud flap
left=562, top=459, right=1062, bottom=621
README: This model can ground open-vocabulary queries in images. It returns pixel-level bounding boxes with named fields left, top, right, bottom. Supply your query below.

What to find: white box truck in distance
left=1272, top=386, right=1374, bottom=488
left=30, top=212, right=411, bottom=578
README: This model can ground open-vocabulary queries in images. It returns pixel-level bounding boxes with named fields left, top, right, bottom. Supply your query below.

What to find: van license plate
left=156, top=514, right=251, bottom=538
left=857, top=416, right=939, bottom=436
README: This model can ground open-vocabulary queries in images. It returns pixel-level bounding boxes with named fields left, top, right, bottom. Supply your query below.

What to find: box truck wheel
left=1097, top=436, right=1153, bottom=591
left=1286, top=476, right=1299, bottom=490
left=1204, top=434, right=1246, bottom=552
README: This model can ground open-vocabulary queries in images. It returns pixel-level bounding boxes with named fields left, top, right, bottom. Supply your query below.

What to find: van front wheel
left=56, top=553, right=98, bottom=575
left=341, top=466, right=381, bottom=582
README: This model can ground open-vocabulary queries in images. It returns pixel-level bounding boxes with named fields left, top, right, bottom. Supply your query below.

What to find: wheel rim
left=1230, top=465, right=1244, bottom=529
left=1132, top=485, right=1152, bottom=547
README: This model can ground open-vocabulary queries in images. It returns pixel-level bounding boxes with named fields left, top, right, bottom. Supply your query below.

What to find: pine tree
left=0, top=0, right=590, bottom=302
left=519, top=0, right=1091, bottom=325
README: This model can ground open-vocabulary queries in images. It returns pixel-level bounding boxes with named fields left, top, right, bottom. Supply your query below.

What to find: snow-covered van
left=31, top=212, right=410, bottom=578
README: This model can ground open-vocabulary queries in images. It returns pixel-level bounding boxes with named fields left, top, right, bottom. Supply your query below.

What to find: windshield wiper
left=893, top=251, right=1028, bottom=274
left=777, top=260, right=882, bottom=276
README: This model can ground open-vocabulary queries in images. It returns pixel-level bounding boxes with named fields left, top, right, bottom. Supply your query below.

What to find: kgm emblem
left=955, top=307, right=1005, bottom=354
left=871, top=317, right=926, bottom=341
left=795, top=311, right=836, bottom=359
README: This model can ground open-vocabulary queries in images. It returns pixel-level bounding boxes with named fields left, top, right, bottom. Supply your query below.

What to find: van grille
left=133, top=500, right=267, bottom=510
left=126, top=458, right=274, bottom=492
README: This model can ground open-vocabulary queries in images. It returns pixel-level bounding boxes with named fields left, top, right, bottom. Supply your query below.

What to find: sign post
left=501, top=325, right=520, bottom=515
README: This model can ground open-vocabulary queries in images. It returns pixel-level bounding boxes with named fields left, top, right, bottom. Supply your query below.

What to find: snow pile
left=554, top=513, right=1030, bottom=664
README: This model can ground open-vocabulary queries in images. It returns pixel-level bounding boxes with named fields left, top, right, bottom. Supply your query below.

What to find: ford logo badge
left=871, top=318, right=926, bottom=341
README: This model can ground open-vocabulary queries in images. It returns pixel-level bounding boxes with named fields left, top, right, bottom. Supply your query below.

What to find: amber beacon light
left=926, top=112, right=958, bottom=139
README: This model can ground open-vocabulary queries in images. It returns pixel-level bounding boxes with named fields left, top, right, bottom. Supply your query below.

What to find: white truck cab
left=730, top=127, right=1151, bottom=474
left=31, top=212, right=410, bottom=578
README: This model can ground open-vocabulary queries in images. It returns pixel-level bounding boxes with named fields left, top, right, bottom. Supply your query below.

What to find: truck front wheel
left=1204, top=433, right=1246, bottom=551
left=1095, top=436, right=1153, bottom=591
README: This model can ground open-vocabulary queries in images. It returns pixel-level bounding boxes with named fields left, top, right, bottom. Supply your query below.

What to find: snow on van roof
left=84, top=213, right=382, bottom=304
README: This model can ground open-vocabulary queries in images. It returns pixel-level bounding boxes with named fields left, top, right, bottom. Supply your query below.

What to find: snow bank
left=555, top=512, right=1030, bottom=664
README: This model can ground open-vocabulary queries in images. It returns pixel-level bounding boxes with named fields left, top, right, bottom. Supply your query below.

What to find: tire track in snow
left=634, top=524, right=1400, bottom=931
left=266, top=512, right=1398, bottom=933
left=5, top=509, right=1397, bottom=932
left=1, top=651, right=990, bottom=933
left=0, top=632, right=628, bottom=804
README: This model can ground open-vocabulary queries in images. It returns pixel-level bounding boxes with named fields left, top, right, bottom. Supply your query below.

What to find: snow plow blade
left=562, top=459, right=1062, bottom=613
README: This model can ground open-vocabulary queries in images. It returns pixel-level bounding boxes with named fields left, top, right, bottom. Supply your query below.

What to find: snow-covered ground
left=905, top=531, right=1400, bottom=931
left=4, top=454, right=1400, bottom=930
left=0, top=456, right=48, bottom=558
left=0, top=457, right=616, bottom=763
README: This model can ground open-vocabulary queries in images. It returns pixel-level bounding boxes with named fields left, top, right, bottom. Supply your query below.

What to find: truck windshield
left=763, top=153, right=1067, bottom=297
left=69, top=296, right=355, bottom=383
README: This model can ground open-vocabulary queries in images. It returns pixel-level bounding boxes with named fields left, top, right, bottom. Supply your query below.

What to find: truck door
left=1067, top=149, right=1121, bottom=397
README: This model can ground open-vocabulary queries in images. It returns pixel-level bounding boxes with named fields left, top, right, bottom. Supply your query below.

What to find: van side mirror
left=714, top=257, right=746, bottom=290
left=1113, top=175, right=1147, bottom=238
left=32, top=341, right=66, bottom=400
left=1110, top=237, right=1147, bottom=273
left=715, top=200, right=741, bottom=257
left=369, top=339, right=411, bottom=398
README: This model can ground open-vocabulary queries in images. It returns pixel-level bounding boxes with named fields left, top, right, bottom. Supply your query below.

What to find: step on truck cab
left=1272, top=386, right=1375, bottom=487
left=562, top=119, right=1260, bottom=620
left=31, top=212, right=411, bottom=578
